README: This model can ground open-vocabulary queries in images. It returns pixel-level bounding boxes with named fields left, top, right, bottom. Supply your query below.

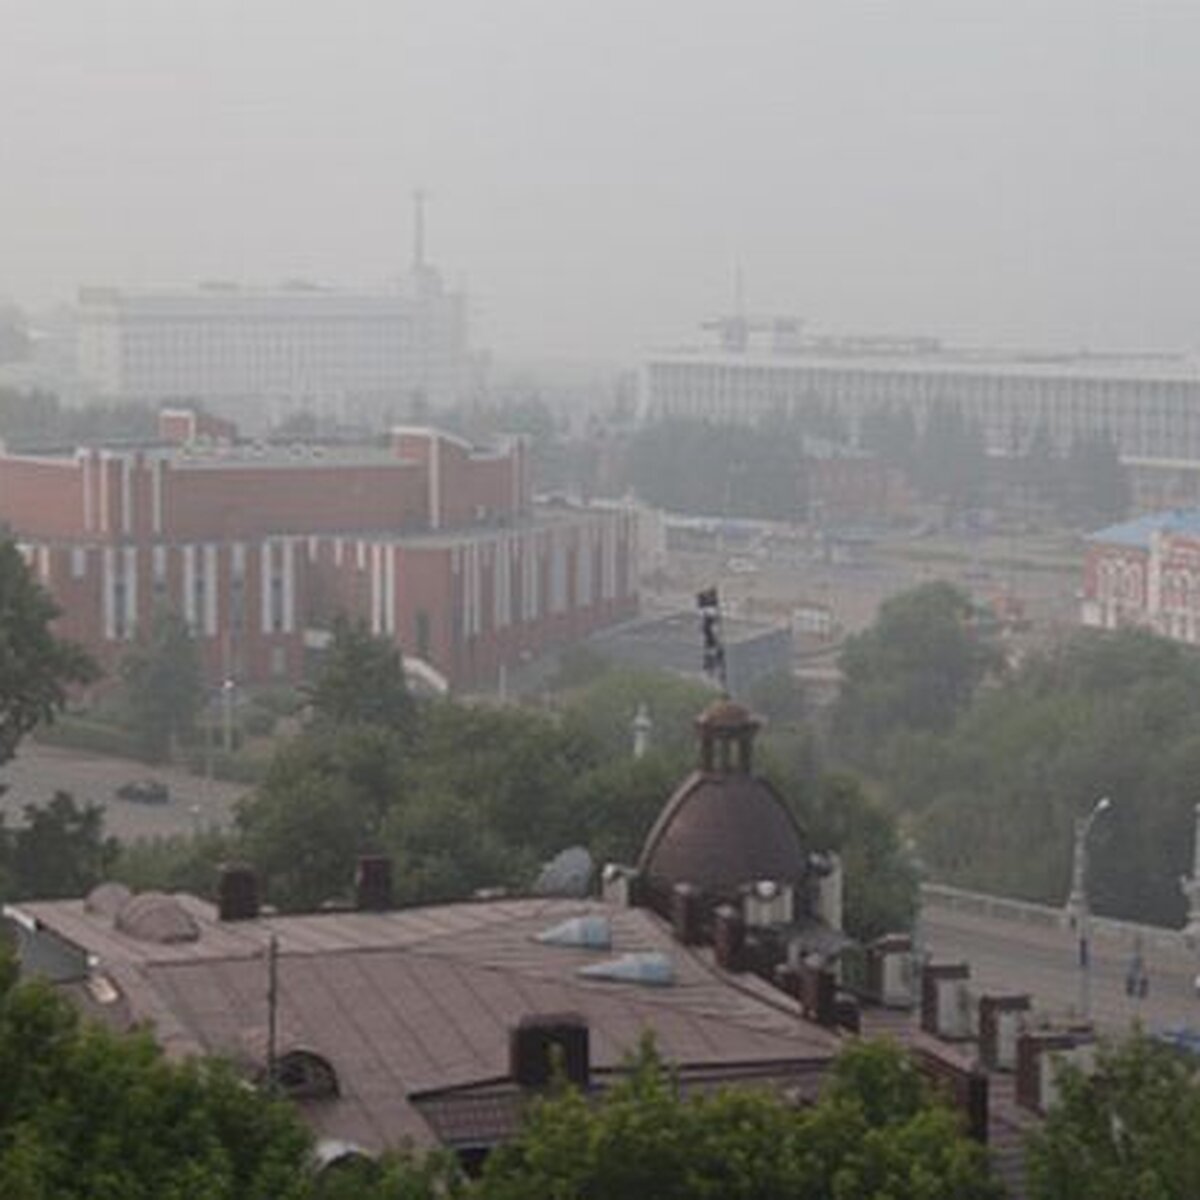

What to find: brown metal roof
left=638, top=769, right=807, bottom=898
left=13, top=895, right=840, bottom=1154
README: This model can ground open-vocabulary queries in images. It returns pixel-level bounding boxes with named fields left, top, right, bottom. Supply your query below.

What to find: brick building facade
left=0, top=416, right=638, bottom=690
left=1080, top=509, right=1200, bottom=644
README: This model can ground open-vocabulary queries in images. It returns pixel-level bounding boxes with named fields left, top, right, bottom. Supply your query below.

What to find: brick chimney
left=510, top=1014, right=590, bottom=1090
left=217, top=864, right=259, bottom=921
left=355, top=855, right=394, bottom=912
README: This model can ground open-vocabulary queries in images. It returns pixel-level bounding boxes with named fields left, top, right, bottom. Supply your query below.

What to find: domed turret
left=637, top=699, right=806, bottom=900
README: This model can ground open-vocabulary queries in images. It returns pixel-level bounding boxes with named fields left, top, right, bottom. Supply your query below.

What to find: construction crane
left=700, top=313, right=804, bottom=354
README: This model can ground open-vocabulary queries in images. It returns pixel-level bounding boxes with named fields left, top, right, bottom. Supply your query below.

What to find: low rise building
left=0, top=412, right=638, bottom=690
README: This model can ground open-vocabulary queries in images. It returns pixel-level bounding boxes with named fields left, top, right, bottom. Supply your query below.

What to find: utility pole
left=266, top=935, right=280, bottom=1093
left=221, top=678, right=235, bottom=755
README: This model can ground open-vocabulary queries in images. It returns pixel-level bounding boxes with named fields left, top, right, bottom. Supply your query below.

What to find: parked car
left=115, top=779, right=170, bottom=804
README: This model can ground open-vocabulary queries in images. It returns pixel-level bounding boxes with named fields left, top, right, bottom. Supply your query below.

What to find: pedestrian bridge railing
left=920, top=882, right=1186, bottom=956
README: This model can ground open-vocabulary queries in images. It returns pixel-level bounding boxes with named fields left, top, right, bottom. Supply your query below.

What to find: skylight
left=534, top=915, right=612, bottom=949
left=577, top=951, right=675, bottom=987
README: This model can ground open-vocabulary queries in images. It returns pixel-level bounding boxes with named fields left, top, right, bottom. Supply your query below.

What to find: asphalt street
left=0, top=742, right=249, bottom=841
left=921, top=903, right=1200, bottom=1036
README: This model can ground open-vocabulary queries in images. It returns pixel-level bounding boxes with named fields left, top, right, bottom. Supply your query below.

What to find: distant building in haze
left=642, top=321, right=1200, bottom=499
left=75, top=198, right=482, bottom=430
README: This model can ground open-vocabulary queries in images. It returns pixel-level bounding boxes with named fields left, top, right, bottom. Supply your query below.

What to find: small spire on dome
left=695, top=698, right=762, bottom=773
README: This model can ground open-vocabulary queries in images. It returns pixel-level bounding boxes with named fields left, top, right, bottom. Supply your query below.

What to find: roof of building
left=9, top=893, right=839, bottom=1154
left=638, top=704, right=807, bottom=898
left=1087, top=508, right=1200, bottom=548
left=638, top=771, right=808, bottom=897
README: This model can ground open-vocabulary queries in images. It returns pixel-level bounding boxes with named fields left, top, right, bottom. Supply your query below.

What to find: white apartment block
left=641, top=329, right=1200, bottom=469
left=76, top=272, right=478, bottom=429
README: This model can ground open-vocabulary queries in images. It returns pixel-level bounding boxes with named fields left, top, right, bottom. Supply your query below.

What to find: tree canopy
left=831, top=581, right=1000, bottom=770
left=480, top=1037, right=1001, bottom=1200
left=1026, top=1033, right=1200, bottom=1200
left=0, top=791, right=117, bottom=902
left=304, top=616, right=415, bottom=733
left=0, top=953, right=314, bottom=1199
left=0, top=537, right=97, bottom=764
left=119, top=606, right=204, bottom=763
left=887, top=627, right=1200, bottom=923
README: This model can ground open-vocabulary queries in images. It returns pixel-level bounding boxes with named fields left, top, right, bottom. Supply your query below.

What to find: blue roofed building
left=1081, top=507, right=1200, bottom=641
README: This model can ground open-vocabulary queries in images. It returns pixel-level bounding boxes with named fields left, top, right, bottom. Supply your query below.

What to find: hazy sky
left=2, top=1, right=1197, bottom=360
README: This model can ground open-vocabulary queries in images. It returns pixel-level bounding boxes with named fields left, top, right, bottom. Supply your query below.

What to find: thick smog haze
left=2, top=0, right=1197, bottom=359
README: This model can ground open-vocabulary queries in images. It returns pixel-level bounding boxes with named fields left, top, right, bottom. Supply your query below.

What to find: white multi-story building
left=76, top=267, right=479, bottom=430
left=641, top=325, right=1200, bottom=470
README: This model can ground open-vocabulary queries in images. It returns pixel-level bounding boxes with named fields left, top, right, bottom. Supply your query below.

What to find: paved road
left=0, top=742, right=250, bottom=841
left=921, top=903, right=1200, bottom=1035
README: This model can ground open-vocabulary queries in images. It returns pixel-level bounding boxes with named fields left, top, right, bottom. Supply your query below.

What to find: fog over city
left=3, top=1, right=1198, bottom=359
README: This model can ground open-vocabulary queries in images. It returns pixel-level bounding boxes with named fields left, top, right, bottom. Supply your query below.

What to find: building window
left=71, top=547, right=87, bottom=579
left=270, top=646, right=288, bottom=678
left=415, top=610, right=431, bottom=660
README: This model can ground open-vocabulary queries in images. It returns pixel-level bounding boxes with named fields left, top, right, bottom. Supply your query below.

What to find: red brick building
left=0, top=415, right=638, bottom=690
left=1079, top=508, right=1200, bottom=643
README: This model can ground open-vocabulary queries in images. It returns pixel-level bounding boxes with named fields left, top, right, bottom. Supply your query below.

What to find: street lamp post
left=1066, top=795, right=1112, bottom=1021
left=221, top=678, right=236, bottom=755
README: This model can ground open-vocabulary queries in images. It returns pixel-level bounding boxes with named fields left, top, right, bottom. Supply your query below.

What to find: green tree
left=238, top=725, right=407, bottom=910
left=831, top=582, right=999, bottom=769
left=305, top=616, right=415, bottom=732
left=1, top=791, right=118, bottom=901
left=481, top=1037, right=1001, bottom=1200
left=1064, top=432, right=1130, bottom=528
left=1026, top=1033, right=1200, bottom=1200
left=889, top=628, right=1200, bottom=922
left=0, top=952, right=314, bottom=1198
left=119, top=606, right=203, bottom=763
left=0, top=537, right=96, bottom=764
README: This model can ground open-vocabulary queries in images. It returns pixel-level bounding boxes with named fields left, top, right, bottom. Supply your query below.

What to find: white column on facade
left=102, top=547, right=116, bottom=640
left=121, top=457, right=133, bottom=535
left=204, top=544, right=218, bottom=636
left=183, top=544, right=197, bottom=629
left=260, top=541, right=273, bottom=634
left=282, top=538, right=295, bottom=633
left=385, top=545, right=397, bottom=635
left=1147, top=536, right=1163, bottom=622
left=370, top=543, right=382, bottom=634
left=123, top=546, right=138, bottom=636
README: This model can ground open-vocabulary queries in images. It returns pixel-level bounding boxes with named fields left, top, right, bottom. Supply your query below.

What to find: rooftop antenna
left=413, top=188, right=427, bottom=272
left=697, top=586, right=728, bottom=692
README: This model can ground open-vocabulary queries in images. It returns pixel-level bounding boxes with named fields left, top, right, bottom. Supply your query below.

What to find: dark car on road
left=115, top=779, right=170, bottom=804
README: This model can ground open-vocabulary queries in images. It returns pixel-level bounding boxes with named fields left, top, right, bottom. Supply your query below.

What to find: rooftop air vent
left=114, top=892, right=201, bottom=944
left=84, top=881, right=133, bottom=920
left=577, top=951, right=674, bottom=987
left=534, top=915, right=612, bottom=950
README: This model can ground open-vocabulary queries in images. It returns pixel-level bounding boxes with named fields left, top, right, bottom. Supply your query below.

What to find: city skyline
left=3, top=2, right=1199, bottom=361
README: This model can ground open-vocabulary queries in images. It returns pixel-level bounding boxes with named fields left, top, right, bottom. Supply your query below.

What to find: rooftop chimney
left=510, top=1013, right=590, bottom=1090
left=218, top=864, right=259, bottom=921
left=355, top=855, right=394, bottom=912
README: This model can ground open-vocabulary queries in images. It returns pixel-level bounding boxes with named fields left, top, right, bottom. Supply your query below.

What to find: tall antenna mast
left=413, top=188, right=427, bottom=272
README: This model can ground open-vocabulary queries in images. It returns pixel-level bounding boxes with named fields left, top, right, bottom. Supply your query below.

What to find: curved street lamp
left=1066, top=795, right=1112, bottom=1020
